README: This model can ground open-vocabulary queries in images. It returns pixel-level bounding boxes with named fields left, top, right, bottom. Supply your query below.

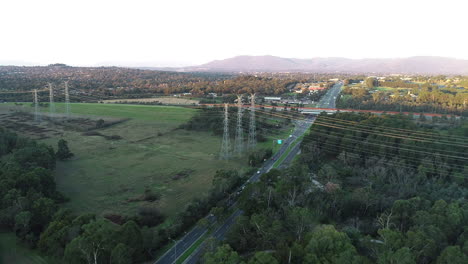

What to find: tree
left=110, top=243, right=132, bottom=264
left=377, top=247, right=416, bottom=264
left=210, top=206, right=225, bottom=220
left=304, top=225, right=363, bottom=264
left=286, top=207, right=316, bottom=242
left=436, top=246, right=467, bottom=264
left=118, top=220, right=142, bottom=261
left=32, top=197, right=58, bottom=229
left=203, top=244, right=243, bottom=264
left=65, top=219, right=116, bottom=264
left=248, top=252, right=278, bottom=264
left=14, top=211, right=31, bottom=238
left=38, top=218, right=71, bottom=257
left=56, top=139, right=73, bottom=160
left=64, top=237, right=88, bottom=264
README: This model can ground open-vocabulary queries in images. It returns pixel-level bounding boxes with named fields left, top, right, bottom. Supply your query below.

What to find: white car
left=257, top=170, right=261, bottom=174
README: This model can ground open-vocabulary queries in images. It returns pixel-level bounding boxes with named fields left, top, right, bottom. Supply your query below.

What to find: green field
left=42, top=102, right=196, bottom=121
left=5, top=103, right=252, bottom=218
left=0, top=232, right=59, bottom=264
left=374, top=86, right=410, bottom=92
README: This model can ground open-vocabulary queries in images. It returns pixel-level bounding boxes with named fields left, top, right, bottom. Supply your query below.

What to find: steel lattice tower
left=248, top=93, right=256, bottom=149
left=64, top=81, right=70, bottom=118
left=220, top=103, right=231, bottom=160
left=234, top=94, right=244, bottom=156
left=48, top=83, right=55, bottom=115
left=33, top=89, right=40, bottom=122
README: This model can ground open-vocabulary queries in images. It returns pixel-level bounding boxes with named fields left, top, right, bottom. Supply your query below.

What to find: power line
left=48, top=83, right=55, bottom=115
left=318, top=115, right=468, bottom=142
left=33, top=89, right=40, bottom=122
left=64, top=81, right=70, bottom=118
left=248, top=94, right=257, bottom=149
left=304, top=142, right=464, bottom=178
left=220, top=103, right=231, bottom=160
left=312, top=119, right=468, bottom=149
left=301, top=128, right=467, bottom=170
left=234, top=95, right=244, bottom=156
left=252, top=108, right=468, bottom=148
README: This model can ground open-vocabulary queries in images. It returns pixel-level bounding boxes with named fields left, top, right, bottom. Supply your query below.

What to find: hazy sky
left=1, top=0, right=467, bottom=66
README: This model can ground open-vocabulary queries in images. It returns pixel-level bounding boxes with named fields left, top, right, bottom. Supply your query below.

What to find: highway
left=155, top=82, right=342, bottom=264
left=316, top=82, right=342, bottom=109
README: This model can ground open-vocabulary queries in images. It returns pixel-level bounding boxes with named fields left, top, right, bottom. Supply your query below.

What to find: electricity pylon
left=248, top=93, right=256, bottom=149
left=220, top=103, right=231, bottom=160
left=234, top=95, right=244, bottom=156
left=33, top=89, right=40, bottom=122
left=49, top=83, right=55, bottom=115
left=64, top=81, right=70, bottom=118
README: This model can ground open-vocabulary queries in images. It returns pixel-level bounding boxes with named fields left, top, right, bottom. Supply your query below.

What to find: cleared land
left=0, top=103, right=287, bottom=218
left=102, top=97, right=199, bottom=105
left=0, top=104, right=243, bottom=217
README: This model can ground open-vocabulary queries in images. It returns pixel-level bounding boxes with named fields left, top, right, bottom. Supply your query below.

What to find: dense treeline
left=0, top=128, right=63, bottom=246
left=200, top=113, right=467, bottom=263
left=337, top=84, right=468, bottom=116
left=0, top=66, right=325, bottom=101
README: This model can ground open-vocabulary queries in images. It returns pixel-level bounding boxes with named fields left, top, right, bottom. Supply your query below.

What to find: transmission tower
left=64, top=81, right=70, bottom=118
left=33, top=89, right=40, bottom=122
left=248, top=93, right=256, bottom=149
left=220, top=103, right=231, bottom=160
left=234, top=94, right=244, bottom=156
left=48, top=83, right=55, bottom=115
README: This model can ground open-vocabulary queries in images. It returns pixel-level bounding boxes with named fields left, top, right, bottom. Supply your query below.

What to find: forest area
left=338, top=77, right=468, bottom=116
left=0, top=65, right=341, bottom=101
left=199, top=113, right=468, bottom=264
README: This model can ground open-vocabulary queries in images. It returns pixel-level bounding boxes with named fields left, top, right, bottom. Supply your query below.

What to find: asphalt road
left=317, top=83, right=342, bottom=108
left=155, top=82, right=342, bottom=264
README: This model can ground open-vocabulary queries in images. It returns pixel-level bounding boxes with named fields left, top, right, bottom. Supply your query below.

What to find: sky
left=1, top=0, right=467, bottom=66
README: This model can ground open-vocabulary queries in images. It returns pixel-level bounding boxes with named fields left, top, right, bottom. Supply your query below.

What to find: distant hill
left=182, top=55, right=468, bottom=74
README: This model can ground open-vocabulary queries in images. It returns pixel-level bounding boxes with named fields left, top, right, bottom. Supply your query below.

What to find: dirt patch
left=0, top=108, right=128, bottom=141
left=127, top=188, right=161, bottom=203
left=82, top=131, right=122, bottom=140
left=102, top=97, right=199, bottom=105
left=103, top=212, right=126, bottom=225
left=172, top=169, right=195, bottom=180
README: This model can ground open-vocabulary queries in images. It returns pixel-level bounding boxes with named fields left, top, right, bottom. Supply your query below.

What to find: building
left=264, top=97, right=282, bottom=101
left=308, top=86, right=327, bottom=91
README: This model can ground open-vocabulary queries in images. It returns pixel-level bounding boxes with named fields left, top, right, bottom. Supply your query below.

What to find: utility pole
left=220, top=103, right=230, bottom=159
left=248, top=93, right=256, bottom=149
left=64, top=81, right=70, bottom=118
left=234, top=94, right=244, bottom=156
left=48, top=83, right=55, bottom=115
left=33, top=89, right=40, bottom=122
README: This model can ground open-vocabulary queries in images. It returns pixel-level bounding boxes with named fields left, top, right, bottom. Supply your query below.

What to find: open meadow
left=0, top=103, right=253, bottom=218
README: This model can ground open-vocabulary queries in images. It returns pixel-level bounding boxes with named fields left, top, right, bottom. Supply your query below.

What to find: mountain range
left=175, top=55, right=468, bottom=74
left=2, top=56, right=468, bottom=74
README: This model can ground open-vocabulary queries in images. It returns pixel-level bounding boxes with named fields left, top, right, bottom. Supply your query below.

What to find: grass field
left=2, top=103, right=271, bottom=218
left=374, top=86, right=410, bottom=92
left=0, top=232, right=59, bottom=264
